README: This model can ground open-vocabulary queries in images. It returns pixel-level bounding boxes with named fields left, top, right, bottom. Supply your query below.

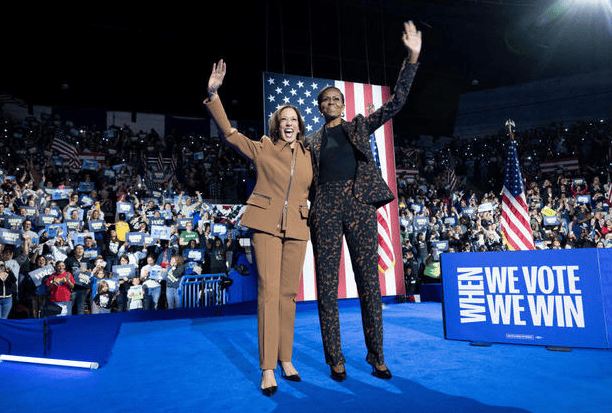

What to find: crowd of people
left=396, top=118, right=612, bottom=291
left=0, top=105, right=610, bottom=318
left=0, top=111, right=252, bottom=319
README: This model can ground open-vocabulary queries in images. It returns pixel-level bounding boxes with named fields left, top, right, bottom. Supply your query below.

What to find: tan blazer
left=205, top=97, right=313, bottom=241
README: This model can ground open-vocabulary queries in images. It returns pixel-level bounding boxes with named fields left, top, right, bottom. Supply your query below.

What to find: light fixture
left=0, top=354, right=99, bottom=369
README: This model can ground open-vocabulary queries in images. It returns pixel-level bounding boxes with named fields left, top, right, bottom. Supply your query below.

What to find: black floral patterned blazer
left=305, top=59, right=419, bottom=209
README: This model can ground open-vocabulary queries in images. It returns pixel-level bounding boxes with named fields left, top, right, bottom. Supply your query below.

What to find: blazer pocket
left=299, top=206, right=309, bottom=219
left=247, top=193, right=271, bottom=209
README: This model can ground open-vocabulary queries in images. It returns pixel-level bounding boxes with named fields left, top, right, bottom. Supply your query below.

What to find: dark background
left=3, top=0, right=611, bottom=137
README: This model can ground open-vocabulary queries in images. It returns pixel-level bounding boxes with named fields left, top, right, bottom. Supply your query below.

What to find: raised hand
left=402, top=20, right=422, bottom=63
left=208, top=59, right=227, bottom=97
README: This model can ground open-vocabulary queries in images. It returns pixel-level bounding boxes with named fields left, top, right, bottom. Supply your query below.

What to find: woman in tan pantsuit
left=206, top=59, right=312, bottom=396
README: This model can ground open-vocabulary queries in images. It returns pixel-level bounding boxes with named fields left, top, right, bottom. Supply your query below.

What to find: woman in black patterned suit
left=306, top=20, right=422, bottom=381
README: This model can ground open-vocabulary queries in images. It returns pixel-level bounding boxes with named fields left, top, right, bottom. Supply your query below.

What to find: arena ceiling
left=3, top=0, right=611, bottom=136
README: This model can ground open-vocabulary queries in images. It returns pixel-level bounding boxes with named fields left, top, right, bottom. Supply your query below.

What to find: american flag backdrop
left=500, top=137, right=535, bottom=251
left=263, top=71, right=404, bottom=301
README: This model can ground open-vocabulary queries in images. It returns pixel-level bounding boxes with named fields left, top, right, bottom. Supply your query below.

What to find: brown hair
left=267, top=105, right=305, bottom=143
left=97, top=280, right=109, bottom=293
left=171, top=255, right=184, bottom=266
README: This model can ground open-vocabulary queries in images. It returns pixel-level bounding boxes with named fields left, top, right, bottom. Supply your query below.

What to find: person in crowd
left=306, top=20, right=421, bottom=381
left=165, top=255, right=185, bottom=310
left=127, top=276, right=145, bottom=311
left=179, top=221, right=200, bottom=252
left=32, top=255, right=52, bottom=318
left=0, top=258, right=18, bottom=318
left=206, top=59, right=312, bottom=396
left=92, top=280, right=114, bottom=314
left=140, top=255, right=162, bottom=310
left=64, top=244, right=91, bottom=315
left=46, top=261, right=75, bottom=316
left=205, top=235, right=232, bottom=275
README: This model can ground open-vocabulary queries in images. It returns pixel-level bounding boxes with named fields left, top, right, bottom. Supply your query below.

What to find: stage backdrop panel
left=441, top=249, right=612, bottom=349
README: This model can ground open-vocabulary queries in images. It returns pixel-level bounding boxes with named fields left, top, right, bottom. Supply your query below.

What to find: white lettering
left=538, top=266, right=555, bottom=294
left=563, top=295, right=584, bottom=328
left=487, top=295, right=512, bottom=325
left=567, top=266, right=581, bottom=294
left=523, top=266, right=538, bottom=294
left=527, top=295, right=556, bottom=327
left=512, top=295, right=526, bottom=325
left=507, top=267, right=520, bottom=294
left=551, top=266, right=567, bottom=294
left=485, top=267, right=507, bottom=294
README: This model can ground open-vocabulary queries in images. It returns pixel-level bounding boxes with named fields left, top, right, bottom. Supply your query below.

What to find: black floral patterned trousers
left=310, top=179, right=385, bottom=367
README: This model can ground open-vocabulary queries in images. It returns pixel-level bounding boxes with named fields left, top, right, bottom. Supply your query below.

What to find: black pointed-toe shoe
left=330, top=364, right=347, bottom=382
left=279, top=362, right=301, bottom=382
left=261, top=372, right=278, bottom=396
left=371, top=365, right=392, bottom=380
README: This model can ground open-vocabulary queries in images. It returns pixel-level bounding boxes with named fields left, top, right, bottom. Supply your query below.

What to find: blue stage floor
left=2, top=302, right=611, bottom=413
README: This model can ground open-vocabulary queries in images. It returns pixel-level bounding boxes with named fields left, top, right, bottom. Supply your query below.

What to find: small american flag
left=263, top=71, right=404, bottom=300
left=501, top=136, right=535, bottom=251
left=51, top=136, right=81, bottom=169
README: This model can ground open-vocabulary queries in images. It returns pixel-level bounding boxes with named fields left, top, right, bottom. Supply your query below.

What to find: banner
left=441, top=249, right=612, bottom=348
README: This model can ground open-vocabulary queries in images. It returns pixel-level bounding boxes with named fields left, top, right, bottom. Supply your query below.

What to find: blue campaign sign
left=441, top=249, right=612, bottom=349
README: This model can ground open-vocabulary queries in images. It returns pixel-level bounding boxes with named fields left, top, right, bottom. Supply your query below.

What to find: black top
left=319, top=124, right=357, bottom=183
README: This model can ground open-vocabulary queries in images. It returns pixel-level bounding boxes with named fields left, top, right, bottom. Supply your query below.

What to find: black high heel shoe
left=261, top=372, right=278, bottom=396
left=371, top=365, right=392, bottom=380
left=330, top=364, right=347, bottom=382
left=278, top=362, right=301, bottom=382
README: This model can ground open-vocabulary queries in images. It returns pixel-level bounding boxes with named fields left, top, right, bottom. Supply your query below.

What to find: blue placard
left=78, top=182, right=96, bottom=192
left=126, top=232, right=147, bottom=246
left=4, top=215, right=25, bottom=229
left=81, top=159, right=99, bottom=171
left=183, top=249, right=205, bottom=262
left=413, top=217, right=429, bottom=231
left=23, top=206, right=38, bottom=218
left=462, top=207, right=476, bottom=216
left=72, top=231, right=95, bottom=247
left=150, top=225, right=172, bottom=241
left=576, top=195, right=591, bottom=204
left=149, top=218, right=165, bottom=227
left=45, top=223, right=68, bottom=239
left=543, top=215, right=560, bottom=226
left=410, top=203, right=423, bottom=213
left=0, top=228, right=21, bottom=245
left=441, top=249, right=612, bottom=349
left=443, top=216, right=458, bottom=226
left=37, top=214, right=57, bottom=227
left=65, top=219, right=81, bottom=232
left=112, top=264, right=136, bottom=280
left=116, top=202, right=135, bottom=219
left=433, top=240, right=449, bottom=252
left=177, top=218, right=193, bottom=230
left=102, top=169, right=116, bottom=179
left=148, top=265, right=166, bottom=281
left=79, top=194, right=94, bottom=207
left=51, top=188, right=71, bottom=200
left=212, top=223, right=228, bottom=237
left=88, top=220, right=106, bottom=232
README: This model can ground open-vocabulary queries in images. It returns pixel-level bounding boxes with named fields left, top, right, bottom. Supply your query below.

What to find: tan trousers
left=251, top=231, right=307, bottom=370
